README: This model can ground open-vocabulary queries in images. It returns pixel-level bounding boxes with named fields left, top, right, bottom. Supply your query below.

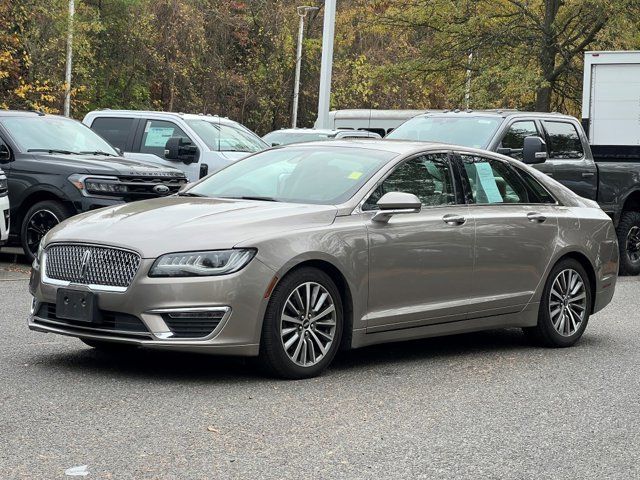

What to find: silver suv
left=83, top=110, right=268, bottom=182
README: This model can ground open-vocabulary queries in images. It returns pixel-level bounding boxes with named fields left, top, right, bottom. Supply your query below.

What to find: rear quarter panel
left=594, top=162, right=640, bottom=224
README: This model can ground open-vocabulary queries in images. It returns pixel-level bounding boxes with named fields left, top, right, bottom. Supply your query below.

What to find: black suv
left=0, top=111, right=187, bottom=259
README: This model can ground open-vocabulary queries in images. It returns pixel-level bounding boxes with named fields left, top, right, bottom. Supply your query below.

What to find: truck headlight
left=68, top=174, right=128, bottom=195
left=149, top=249, right=256, bottom=277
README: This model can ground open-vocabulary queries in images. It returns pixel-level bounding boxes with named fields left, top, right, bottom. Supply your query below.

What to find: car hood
left=28, top=153, right=183, bottom=177
left=217, top=151, right=251, bottom=162
left=45, top=197, right=338, bottom=258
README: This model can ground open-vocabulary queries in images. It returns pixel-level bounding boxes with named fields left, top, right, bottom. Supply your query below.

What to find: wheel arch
left=621, top=189, right=640, bottom=215
left=277, top=258, right=355, bottom=351
left=553, top=251, right=597, bottom=314
left=14, top=189, right=75, bottom=228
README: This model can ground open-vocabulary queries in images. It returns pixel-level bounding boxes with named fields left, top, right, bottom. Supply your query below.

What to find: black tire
left=616, top=210, right=640, bottom=276
left=258, top=267, right=343, bottom=379
left=523, top=258, right=592, bottom=347
left=81, top=338, right=137, bottom=352
left=21, top=200, right=72, bottom=261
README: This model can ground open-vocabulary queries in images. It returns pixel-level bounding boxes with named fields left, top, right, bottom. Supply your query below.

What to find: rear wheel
left=259, top=267, right=343, bottom=379
left=524, top=258, right=591, bottom=347
left=20, top=200, right=72, bottom=261
left=616, top=210, right=640, bottom=276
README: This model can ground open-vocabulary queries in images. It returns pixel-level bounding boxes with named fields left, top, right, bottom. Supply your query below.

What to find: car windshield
left=263, top=131, right=333, bottom=146
left=186, top=119, right=267, bottom=153
left=386, top=116, right=502, bottom=148
left=189, top=146, right=396, bottom=205
left=0, top=116, right=119, bottom=155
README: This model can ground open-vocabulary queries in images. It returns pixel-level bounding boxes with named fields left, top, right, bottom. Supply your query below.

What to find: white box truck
left=582, top=50, right=640, bottom=160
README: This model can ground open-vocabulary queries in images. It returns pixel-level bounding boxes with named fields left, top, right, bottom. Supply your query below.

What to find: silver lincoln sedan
left=28, top=140, right=619, bottom=378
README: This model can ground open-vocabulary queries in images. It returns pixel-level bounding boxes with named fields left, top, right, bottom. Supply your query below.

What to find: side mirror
left=114, top=147, right=123, bottom=156
left=372, top=192, right=422, bottom=223
left=522, top=136, right=548, bottom=164
left=0, top=144, right=11, bottom=163
left=165, top=137, right=198, bottom=165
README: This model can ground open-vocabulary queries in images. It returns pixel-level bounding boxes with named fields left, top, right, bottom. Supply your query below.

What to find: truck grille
left=118, top=176, right=186, bottom=199
left=44, top=244, right=141, bottom=288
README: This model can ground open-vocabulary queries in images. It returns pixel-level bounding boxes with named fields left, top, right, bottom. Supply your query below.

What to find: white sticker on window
left=145, top=127, right=174, bottom=147
left=474, top=162, right=504, bottom=203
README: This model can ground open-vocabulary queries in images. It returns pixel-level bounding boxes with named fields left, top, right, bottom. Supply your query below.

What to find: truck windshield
left=186, top=119, right=267, bottom=153
left=189, top=146, right=395, bottom=205
left=387, top=116, right=502, bottom=148
left=0, top=116, right=119, bottom=155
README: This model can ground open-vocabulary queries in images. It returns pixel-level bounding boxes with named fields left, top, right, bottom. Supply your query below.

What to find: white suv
left=83, top=110, right=268, bottom=182
left=0, top=168, right=9, bottom=247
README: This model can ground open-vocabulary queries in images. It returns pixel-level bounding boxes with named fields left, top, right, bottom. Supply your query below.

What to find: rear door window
left=90, top=117, right=135, bottom=151
left=459, top=154, right=551, bottom=204
left=543, top=121, right=584, bottom=159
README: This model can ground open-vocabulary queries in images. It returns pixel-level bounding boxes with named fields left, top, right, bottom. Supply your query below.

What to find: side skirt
left=350, top=302, right=539, bottom=349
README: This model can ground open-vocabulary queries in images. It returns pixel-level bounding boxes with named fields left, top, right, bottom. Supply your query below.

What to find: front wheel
left=20, top=200, right=71, bottom=261
left=616, top=210, right=640, bottom=276
left=259, top=267, right=343, bottom=379
left=523, top=258, right=592, bottom=347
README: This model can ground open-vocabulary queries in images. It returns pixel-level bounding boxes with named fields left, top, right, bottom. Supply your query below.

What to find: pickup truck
left=0, top=111, right=187, bottom=260
left=387, top=110, right=640, bottom=275
left=83, top=110, right=268, bottom=182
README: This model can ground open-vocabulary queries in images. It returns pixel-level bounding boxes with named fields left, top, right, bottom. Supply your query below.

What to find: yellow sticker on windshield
left=348, top=171, right=363, bottom=180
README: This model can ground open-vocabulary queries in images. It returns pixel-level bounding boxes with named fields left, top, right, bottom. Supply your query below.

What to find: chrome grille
left=44, top=244, right=140, bottom=288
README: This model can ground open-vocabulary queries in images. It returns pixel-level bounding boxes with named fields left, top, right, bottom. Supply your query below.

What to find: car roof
left=84, top=109, right=241, bottom=125
left=0, top=110, right=54, bottom=118
left=266, top=128, right=376, bottom=136
left=410, top=109, right=576, bottom=120
left=277, top=138, right=499, bottom=157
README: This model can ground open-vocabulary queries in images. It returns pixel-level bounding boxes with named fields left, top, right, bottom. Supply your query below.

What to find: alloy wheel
left=626, top=226, right=640, bottom=264
left=549, top=268, right=587, bottom=337
left=25, top=209, right=60, bottom=258
left=280, top=281, right=337, bottom=367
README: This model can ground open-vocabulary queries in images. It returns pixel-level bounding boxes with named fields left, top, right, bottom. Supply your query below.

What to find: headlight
left=68, top=174, right=128, bottom=195
left=149, top=249, right=256, bottom=277
left=0, top=177, right=7, bottom=192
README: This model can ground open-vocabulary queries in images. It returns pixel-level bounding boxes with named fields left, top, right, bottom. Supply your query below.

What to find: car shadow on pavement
left=37, top=328, right=605, bottom=383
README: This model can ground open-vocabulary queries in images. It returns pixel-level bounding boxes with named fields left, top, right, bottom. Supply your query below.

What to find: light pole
left=292, top=5, right=318, bottom=128
left=316, top=0, right=336, bottom=129
left=63, top=0, right=75, bottom=117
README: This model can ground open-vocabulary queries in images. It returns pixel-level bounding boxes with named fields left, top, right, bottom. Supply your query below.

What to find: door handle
left=582, top=172, right=595, bottom=177
left=527, top=212, right=547, bottom=223
left=442, top=214, right=466, bottom=226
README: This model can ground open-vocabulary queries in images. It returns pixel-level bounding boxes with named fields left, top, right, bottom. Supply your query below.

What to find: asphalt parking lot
left=1, top=254, right=639, bottom=479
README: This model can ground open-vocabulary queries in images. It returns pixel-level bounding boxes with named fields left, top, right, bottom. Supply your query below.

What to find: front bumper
left=28, top=256, right=277, bottom=356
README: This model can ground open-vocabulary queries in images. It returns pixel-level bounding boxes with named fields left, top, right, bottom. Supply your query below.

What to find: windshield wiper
left=79, top=150, right=117, bottom=157
left=27, top=148, right=79, bottom=155
left=230, top=196, right=279, bottom=202
left=176, top=191, right=206, bottom=197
